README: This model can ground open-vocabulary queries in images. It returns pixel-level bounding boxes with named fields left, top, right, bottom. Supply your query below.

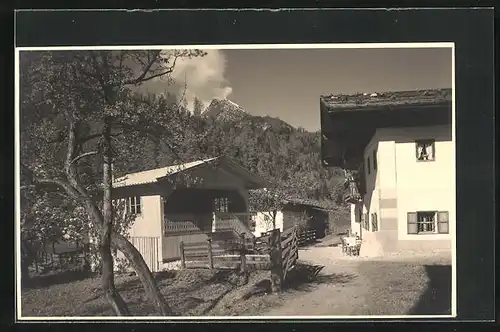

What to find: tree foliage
left=19, top=49, right=347, bottom=316
left=20, top=49, right=206, bottom=316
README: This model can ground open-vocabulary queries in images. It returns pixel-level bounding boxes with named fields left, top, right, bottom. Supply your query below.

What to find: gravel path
left=263, top=243, right=451, bottom=317
left=264, top=246, right=371, bottom=316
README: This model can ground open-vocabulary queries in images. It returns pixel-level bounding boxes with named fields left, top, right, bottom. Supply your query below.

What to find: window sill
left=400, top=233, right=451, bottom=241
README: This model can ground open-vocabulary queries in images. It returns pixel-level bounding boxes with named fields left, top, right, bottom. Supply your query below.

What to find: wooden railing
left=213, top=212, right=255, bottom=239
left=165, top=219, right=211, bottom=235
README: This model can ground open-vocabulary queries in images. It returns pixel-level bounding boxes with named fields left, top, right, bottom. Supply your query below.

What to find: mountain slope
left=117, top=97, right=346, bottom=208
left=203, top=98, right=248, bottom=122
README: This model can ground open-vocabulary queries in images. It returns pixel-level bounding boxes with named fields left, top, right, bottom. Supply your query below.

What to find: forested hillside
left=113, top=94, right=346, bottom=208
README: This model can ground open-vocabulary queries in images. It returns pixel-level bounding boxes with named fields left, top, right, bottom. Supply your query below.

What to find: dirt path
left=264, top=246, right=371, bottom=316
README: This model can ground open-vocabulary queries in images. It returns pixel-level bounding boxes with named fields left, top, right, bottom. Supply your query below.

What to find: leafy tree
left=20, top=49, right=205, bottom=315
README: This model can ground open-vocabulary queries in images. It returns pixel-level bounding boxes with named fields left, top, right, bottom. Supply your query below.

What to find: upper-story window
left=416, top=140, right=435, bottom=162
left=126, top=196, right=142, bottom=215
left=366, top=157, right=371, bottom=175
left=214, top=197, right=229, bottom=213
left=373, top=149, right=377, bottom=170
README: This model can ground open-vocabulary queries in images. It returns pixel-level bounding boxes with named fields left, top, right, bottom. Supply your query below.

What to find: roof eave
left=323, top=100, right=452, bottom=114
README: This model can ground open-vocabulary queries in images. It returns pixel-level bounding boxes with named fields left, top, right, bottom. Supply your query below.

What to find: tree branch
left=123, top=51, right=161, bottom=85
left=70, top=151, right=99, bottom=164
left=20, top=178, right=80, bottom=200
left=79, top=131, right=123, bottom=144
left=129, top=68, right=174, bottom=84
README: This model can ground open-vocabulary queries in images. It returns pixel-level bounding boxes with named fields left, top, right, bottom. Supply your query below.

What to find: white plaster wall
left=377, top=125, right=455, bottom=241
left=252, top=211, right=284, bottom=237
left=350, top=203, right=362, bottom=236
left=126, top=195, right=163, bottom=263
left=128, top=195, right=162, bottom=237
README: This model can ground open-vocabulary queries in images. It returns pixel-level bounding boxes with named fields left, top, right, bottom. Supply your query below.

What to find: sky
left=144, top=46, right=453, bottom=132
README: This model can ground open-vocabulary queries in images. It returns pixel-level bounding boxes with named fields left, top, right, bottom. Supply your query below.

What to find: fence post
left=240, top=233, right=247, bottom=273
left=180, top=241, right=186, bottom=269
left=268, top=228, right=283, bottom=293
left=207, top=238, right=214, bottom=269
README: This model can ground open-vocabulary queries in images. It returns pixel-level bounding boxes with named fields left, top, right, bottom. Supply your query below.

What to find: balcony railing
left=165, top=219, right=211, bottom=235
left=213, top=212, right=255, bottom=238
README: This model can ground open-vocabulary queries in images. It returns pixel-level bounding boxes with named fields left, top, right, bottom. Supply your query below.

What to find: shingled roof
left=321, top=88, right=452, bottom=112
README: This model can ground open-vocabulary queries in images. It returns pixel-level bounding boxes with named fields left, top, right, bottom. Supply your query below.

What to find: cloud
left=134, top=49, right=233, bottom=112
left=170, top=49, right=233, bottom=111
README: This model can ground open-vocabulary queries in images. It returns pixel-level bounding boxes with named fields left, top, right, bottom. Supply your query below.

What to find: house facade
left=112, top=156, right=267, bottom=271
left=321, top=89, right=454, bottom=256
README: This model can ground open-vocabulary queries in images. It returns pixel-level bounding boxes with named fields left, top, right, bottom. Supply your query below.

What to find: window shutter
left=437, top=211, right=449, bottom=234
left=407, top=212, right=418, bottom=234
left=372, top=213, right=378, bottom=232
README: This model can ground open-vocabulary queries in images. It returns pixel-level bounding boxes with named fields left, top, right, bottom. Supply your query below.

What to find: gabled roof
left=113, top=156, right=267, bottom=189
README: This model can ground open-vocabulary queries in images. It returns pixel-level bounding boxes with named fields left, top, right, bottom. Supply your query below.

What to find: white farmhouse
left=320, top=89, right=454, bottom=256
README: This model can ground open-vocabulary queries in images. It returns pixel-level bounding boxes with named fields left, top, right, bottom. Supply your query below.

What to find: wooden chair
left=340, top=237, right=347, bottom=254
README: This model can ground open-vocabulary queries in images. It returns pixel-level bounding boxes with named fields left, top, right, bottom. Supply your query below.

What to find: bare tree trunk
left=111, top=233, right=173, bottom=316
left=62, top=118, right=170, bottom=316
left=102, top=117, right=130, bottom=316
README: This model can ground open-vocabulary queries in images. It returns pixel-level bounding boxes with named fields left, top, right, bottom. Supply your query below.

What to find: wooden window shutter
left=407, top=212, right=418, bottom=234
left=372, top=213, right=378, bottom=232
left=437, top=211, right=449, bottom=234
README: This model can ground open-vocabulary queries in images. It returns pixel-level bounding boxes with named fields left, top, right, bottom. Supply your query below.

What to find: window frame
left=373, top=149, right=377, bottom=170
left=214, top=196, right=229, bottom=213
left=415, top=139, right=436, bottom=162
left=407, top=211, right=449, bottom=235
left=127, top=196, right=142, bottom=215
left=367, top=157, right=371, bottom=175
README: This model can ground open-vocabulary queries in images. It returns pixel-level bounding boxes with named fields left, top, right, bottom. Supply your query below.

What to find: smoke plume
left=170, top=49, right=233, bottom=111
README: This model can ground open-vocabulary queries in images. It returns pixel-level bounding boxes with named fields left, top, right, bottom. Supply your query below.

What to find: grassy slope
left=22, top=269, right=249, bottom=317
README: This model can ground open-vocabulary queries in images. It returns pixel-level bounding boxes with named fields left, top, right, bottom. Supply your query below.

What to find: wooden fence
left=178, top=226, right=301, bottom=293
left=31, top=248, right=86, bottom=274
left=268, top=227, right=299, bottom=292
left=180, top=238, right=269, bottom=271
left=297, top=228, right=316, bottom=247
left=129, top=237, right=160, bottom=272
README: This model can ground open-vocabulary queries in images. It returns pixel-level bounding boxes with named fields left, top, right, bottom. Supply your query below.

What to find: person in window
left=418, top=144, right=429, bottom=161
